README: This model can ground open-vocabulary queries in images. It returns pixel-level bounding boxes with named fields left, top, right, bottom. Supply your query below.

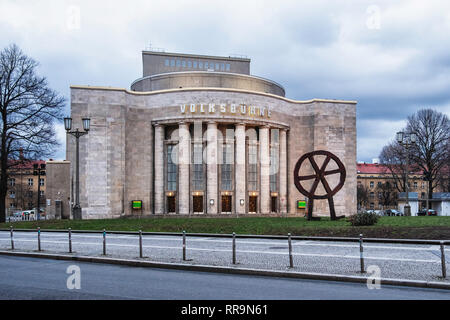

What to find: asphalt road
left=0, top=231, right=448, bottom=283
left=0, top=255, right=449, bottom=300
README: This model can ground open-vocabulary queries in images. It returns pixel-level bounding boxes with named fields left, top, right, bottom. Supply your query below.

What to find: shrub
left=348, top=212, right=379, bottom=226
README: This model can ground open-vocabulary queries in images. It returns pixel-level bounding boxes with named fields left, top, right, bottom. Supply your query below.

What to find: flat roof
left=142, top=51, right=251, bottom=62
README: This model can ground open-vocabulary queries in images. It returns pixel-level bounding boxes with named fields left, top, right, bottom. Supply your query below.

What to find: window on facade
left=10, top=203, right=16, bottom=208
left=188, top=61, right=192, bottom=68
left=370, top=181, right=374, bottom=188
left=221, top=143, right=233, bottom=191
left=165, top=59, right=169, bottom=66
left=176, top=60, right=181, bottom=67
left=9, top=178, right=15, bottom=186
left=215, top=63, right=219, bottom=70
left=9, top=191, right=15, bottom=198
left=182, top=60, right=186, bottom=68
left=226, top=64, right=230, bottom=71
left=270, top=129, right=279, bottom=192
left=39, top=178, right=44, bottom=186
left=27, top=191, right=33, bottom=198
left=193, top=61, right=197, bottom=68
left=40, top=190, right=45, bottom=197
left=370, top=203, right=374, bottom=209
left=370, top=192, right=374, bottom=199
left=205, top=62, right=209, bottom=69
left=192, top=143, right=204, bottom=191
left=28, top=178, right=33, bottom=186
left=199, top=62, right=203, bottom=68
left=248, top=144, right=258, bottom=191
left=413, top=181, right=417, bottom=189
left=221, top=63, right=225, bottom=71
left=167, top=145, right=177, bottom=191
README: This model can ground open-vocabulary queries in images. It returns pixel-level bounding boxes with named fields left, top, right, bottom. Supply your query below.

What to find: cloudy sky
left=1, top=0, right=449, bottom=161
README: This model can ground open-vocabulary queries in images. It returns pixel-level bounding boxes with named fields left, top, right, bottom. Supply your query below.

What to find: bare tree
left=376, top=181, right=397, bottom=209
left=357, top=183, right=369, bottom=210
left=379, top=142, right=409, bottom=193
left=407, top=109, right=449, bottom=207
left=0, top=44, right=65, bottom=223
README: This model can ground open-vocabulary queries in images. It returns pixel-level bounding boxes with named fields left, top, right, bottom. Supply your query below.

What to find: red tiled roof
left=8, top=159, right=46, bottom=170
left=357, top=163, right=423, bottom=175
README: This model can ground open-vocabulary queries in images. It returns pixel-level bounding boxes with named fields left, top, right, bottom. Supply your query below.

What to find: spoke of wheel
left=297, top=174, right=317, bottom=181
left=324, top=169, right=340, bottom=176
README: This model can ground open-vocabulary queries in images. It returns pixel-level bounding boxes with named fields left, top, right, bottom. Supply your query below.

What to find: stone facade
left=45, top=160, right=71, bottom=219
left=68, top=51, right=357, bottom=219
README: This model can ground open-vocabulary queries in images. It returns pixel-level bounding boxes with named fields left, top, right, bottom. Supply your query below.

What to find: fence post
left=68, top=228, right=72, bottom=253
left=288, top=233, right=293, bottom=268
left=139, top=230, right=143, bottom=258
left=359, top=234, right=365, bottom=273
left=103, top=229, right=106, bottom=255
left=182, top=230, right=186, bottom=261
left=441, top=241, right=447, bottom=279
left=37, top=227, right=41, bottom=251
left=10, top=226, right=14, bottom=250
left=232, top=232, right=236, bottom=265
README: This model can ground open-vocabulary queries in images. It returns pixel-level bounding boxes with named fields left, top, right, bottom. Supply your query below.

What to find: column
left=207, top=121, right=218, bottom=214
left=279, top=129, right=288, bottom=214
left=178, top=122, right=190, bottom=215
left=260, top=126, right=270, bottom=214
left=235, top=123, right=246, bottom=215
left=154, top=124, right=164, bottom=214
left=259, top=126, right=270, bottom=214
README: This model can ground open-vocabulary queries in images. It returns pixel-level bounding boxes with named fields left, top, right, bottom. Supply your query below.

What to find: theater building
left=68, top=51, right=357, bottom=219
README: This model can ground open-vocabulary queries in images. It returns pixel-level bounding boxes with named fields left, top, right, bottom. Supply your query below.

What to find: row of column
left=153, top=122, right=288, bottom=215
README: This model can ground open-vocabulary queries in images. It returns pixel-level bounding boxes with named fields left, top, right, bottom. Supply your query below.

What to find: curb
left=0, top=250, right=449, bottom=290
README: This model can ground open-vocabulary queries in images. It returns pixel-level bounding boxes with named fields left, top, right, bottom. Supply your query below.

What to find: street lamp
left=396, top=130, right=417, bottom=216
left=33, top=163, right=46, bottom=220
left=64, top=117, right=90, bottom=220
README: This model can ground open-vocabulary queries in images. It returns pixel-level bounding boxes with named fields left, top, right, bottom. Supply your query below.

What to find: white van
left=22, top=210, right=36, bottom=220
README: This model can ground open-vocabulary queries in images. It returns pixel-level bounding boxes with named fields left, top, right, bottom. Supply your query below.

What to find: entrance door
left=271, top=196, right=278, bottom=213
left=249, top=196, right=257, bottom=213
left=193, top=196, right=204, bottom=213
left=221, top=195, right=232, bottom=213
left=167, top=196, right=176, bottom=213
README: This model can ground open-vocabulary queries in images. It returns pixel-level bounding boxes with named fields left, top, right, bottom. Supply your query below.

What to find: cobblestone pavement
left=0, top=231, right=449, bottom=283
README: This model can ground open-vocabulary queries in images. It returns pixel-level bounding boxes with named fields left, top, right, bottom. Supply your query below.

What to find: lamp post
left=396, top=131, right=417, bottom=216
left=64, top=117, right=90, bottom=220
left=33, top=163, right=46, bottom=220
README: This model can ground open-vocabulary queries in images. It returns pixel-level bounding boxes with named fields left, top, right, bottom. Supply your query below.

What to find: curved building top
left=131, top=51, right=285, bottom=97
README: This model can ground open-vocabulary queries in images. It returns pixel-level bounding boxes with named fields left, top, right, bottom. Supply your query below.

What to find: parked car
left=384, top=209, right=403, bottom=216
left=22, top=210, right=36, bottom=220
left=417, top=209, right=437, bottom=216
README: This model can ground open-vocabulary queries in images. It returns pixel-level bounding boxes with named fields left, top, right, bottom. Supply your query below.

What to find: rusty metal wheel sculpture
left=294, top=150, right=346, bottom=221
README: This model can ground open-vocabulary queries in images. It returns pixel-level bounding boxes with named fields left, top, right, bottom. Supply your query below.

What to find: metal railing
left=1, top=227, right=448, bottom=279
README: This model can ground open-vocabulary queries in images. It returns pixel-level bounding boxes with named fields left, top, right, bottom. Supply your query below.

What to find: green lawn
left=1, top=216, right=450, bottom=239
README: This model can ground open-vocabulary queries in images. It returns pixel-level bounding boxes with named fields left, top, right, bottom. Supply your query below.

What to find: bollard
left=182, top=230, right=186, bottom=261
left=288, top=233, right=293, bottom=268
left=37, top=227, right=41, bottom=251
left=68, top=228, right=72, bottom=253
left=232, top=232, right=236, bottom=265
left=10, top=226, right=14, bottom=250
left=139, top=230, right=143, bottom=258
left=441, top=241, right=447, bottom=279
left=103, top=229, right=106, bottom=255
left=359, top=234, right=365, bottom=273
